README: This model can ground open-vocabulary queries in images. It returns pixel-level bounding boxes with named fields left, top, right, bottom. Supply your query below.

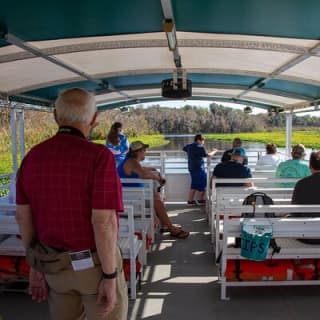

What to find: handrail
left=222, top=204, right=320, bottom=214
left=212, top=177, right=298, bottom=184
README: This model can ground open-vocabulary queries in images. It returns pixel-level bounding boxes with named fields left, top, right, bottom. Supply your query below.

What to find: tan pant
left=44, top=247, right=128, bottom=320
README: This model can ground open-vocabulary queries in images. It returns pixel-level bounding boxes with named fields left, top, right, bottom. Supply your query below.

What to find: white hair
left=55, top=88, right=96, bottom=124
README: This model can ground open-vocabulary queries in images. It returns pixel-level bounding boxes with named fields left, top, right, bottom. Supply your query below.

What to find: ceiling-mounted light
left=244, top=106, right=252, bottom=114
left=163, top=19, right=177, bottom=51
left=268, top=108, right=277, bottom=116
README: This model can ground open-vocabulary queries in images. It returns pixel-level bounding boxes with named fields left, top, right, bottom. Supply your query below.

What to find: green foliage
left=94, top=134, right=169, bottom=149
left=0, top=176, right=10, bottom=197
left=0, top=153, right=13, bottom=174
left=206, top=130, right=320, bottom=148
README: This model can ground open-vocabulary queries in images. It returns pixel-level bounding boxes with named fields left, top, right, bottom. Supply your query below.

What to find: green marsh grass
left=1, top=134, right=169, bottom=174
left=206, top=130, right=320, bottom=148
left=95, top=134, right=169, bottom=149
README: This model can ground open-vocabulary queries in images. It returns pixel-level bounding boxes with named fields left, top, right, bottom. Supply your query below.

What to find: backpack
left=236, top=192, right=281, bottom=256
left=216, top=192, right=281, bottom=264
left=242, top=192, right=274, bottom=218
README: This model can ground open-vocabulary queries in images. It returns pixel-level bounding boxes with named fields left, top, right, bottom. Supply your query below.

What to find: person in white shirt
left=256, top=143, right=282, bottom=167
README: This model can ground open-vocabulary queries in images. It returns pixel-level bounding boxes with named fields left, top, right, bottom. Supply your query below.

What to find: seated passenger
left=118, top=141, right=189, bottom=239
left=276, top=144, right=311, bottom=187
left=212, top=148, right=253, bottom=187
left=256, top=143, right=282, bottom=167
left=291, top=150, right=320, bottom=243
left=106, top=122, right=129, bottom=167
left=221, top=137, right=248, bottom=165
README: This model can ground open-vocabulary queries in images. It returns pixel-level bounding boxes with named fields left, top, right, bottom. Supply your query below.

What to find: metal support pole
left=10, top=107, right=18, bottom=173
left=285, top=112, right=293, bottom=158
left=17, top=108, right=25, bottom=160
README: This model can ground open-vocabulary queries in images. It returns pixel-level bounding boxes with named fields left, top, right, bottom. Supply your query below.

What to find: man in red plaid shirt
left=16, top=88, right=127, bottom=320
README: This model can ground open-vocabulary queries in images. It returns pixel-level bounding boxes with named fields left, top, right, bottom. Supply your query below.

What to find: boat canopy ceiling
left=0, top=0, right=320, bottom=113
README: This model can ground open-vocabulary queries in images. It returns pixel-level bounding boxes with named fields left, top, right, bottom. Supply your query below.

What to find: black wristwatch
left=102, top=269, right=118, bottom=279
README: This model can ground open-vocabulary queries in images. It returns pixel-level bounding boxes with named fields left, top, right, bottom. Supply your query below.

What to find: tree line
left=1, top=103, right=320, bottom=145
left=95, top=103, right=320, bottom=137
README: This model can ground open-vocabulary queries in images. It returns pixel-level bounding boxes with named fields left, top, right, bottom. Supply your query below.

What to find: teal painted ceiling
left=0, top=0, right=319, bottom=112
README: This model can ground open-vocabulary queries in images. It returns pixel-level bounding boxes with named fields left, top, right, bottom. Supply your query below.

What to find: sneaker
left=187, top=200, right=198, bottom=206
left=197, top=200, right=206, bottom=206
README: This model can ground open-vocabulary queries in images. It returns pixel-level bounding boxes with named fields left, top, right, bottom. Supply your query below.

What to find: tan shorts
left=44, top=246, right=128, bottom=320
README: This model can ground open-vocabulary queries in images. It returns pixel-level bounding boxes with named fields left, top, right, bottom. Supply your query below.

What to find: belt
left=45, top=246, right=100, bottom=266
left=50, top=246, right=97, bottom=254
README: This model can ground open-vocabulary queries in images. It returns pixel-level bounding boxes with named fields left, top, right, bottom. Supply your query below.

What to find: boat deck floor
left=1, top=205, right=320, bottom=319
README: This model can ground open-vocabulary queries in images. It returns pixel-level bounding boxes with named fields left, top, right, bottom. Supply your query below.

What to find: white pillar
left=10, top=106, right=18, bottom=173
left=285, top=112, right=293, bottom=158
left=17, top=109, right=25, bottom=160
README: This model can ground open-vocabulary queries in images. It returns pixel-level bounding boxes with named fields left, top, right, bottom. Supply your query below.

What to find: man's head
left=128, top=140, right=149, bottom=160
left=231, top=147, right=247, bottom=163
left=194, top=134, right=205, bottom=144
left=54, top=88, right=97, bottom=127
left=291, top=144, right=306, bottom=160
left=232, top=138, right=242, bottom=148
left=309, top=151, right=320, bottom=172
left=266, top=143, right=277, bottom=155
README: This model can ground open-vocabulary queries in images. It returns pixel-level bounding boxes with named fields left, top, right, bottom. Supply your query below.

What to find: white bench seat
left=219, top=205, right=320, bottom=300
left=118, top=205, right=143, bottom=300
left=0, top=235, right=25, bottom=256
left=118, top=236, right=142, bottom=258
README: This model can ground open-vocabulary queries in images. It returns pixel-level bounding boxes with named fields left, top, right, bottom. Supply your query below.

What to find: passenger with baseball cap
left=221, top=137, right=248, bottom=165
left=276, top=144, right=311, bottom=185
left=118, top=140, right=189, bottom=239
left=212, top=147, right=253, bottom=187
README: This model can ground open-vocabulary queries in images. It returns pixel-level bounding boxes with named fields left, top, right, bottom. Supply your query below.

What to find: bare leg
left=198, top=191, right=205, bottom=201
left=188, top=189, right=196, bottom=202
left=153, top=192, right=180, bottom=233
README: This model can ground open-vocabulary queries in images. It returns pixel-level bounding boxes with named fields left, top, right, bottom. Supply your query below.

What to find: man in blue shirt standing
left=183, top=134, right=217, bottom=205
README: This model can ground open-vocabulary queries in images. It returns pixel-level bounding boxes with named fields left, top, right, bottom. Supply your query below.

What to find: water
left=147, top=135, right=312, bottom=173
left=151, top=135, right=312, bottom=158
left=150, top=134, right=265, bottom=152
left=146, top=135, right=268, bottom=173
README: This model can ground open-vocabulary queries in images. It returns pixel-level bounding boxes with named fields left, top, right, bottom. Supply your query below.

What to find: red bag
left=135, top=232, right=152, bottom=250
left=293, top=259, right=316, bottom=280
left=122, top=259, right=142, bottom=282
left=0, top=256, right=17, bottom=273
left=225, top=259, right=296, bottom=281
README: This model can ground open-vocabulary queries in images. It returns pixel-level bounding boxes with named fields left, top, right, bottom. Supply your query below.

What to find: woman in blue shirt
left=106, top=122, right=129, bottom=166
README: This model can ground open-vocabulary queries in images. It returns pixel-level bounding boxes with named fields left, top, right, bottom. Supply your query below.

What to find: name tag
left=69, top=250, right=94, bottom=271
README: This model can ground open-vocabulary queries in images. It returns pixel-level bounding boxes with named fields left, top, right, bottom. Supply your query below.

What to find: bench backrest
left=222, top=204, right=320, bottom=238
left=216, top=187, right=293, bottom=209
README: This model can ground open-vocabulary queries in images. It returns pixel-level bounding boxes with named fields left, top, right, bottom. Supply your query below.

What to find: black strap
left=314, top=259, right=318, bottom=280
left=235, top=260, right=242, bottom=281
left=57, top=126, right=85, bottom=139
left=270, top=239, right=281, bottom=258
left=216, top=250, right=222, bottom=264
left=15, top=256, right=22, bottom=274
